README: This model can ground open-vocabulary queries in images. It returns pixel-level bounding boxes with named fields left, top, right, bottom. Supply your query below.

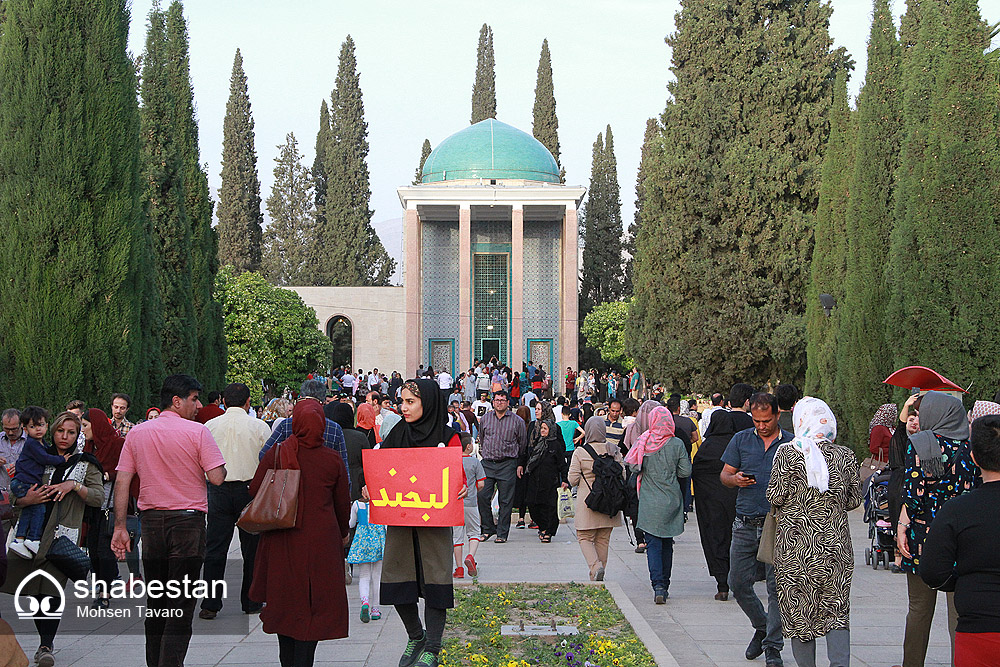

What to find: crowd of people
left=1, top=358, right=998, bottom=667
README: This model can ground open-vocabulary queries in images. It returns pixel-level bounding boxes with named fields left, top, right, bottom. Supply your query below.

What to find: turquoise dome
left=421, top=119, right=560, bottom=184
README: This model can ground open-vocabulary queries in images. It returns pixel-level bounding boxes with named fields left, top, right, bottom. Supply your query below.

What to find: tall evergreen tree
left=166, top=0, right=224, bottom=388
left=888, top=0, right=1000, bottom=395
left=217, top=48, right=262, bottom=273
left=471, top=23, right=496, bottom=124
left=312, top=99, right=331, bottom=240
left=804, top=70, right=854, bottom=403
left=624, top=118, right=660, bottom=297
left=837, top=0, right=901, bottom=449
left=627, top=0, right=849, bottom=391
left=413, top=138, right=431, bottom=185
left=531, top=39, right=563, bottom=181
left=580, top=125, right=624, bottom=314
left=140, top=3, right=196, bottom=376
left=263, top=133, right=314, bottom=285
left=0, top=0, right=149, bottom=408
left=312, top=36, right=395, bottom=286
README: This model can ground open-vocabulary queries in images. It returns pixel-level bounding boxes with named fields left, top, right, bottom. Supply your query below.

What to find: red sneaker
left=453, top=566, right=464, bottom=579
left=464, top=555, right=477, bottom=576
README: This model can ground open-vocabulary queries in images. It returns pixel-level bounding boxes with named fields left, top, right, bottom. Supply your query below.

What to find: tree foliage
left=887, top=0, right=1000, bottom=400
left=140, top=3, right=196, bottom=376
left=624, top=118, right=659, bottom=297
left=531, top=39, right=563, bottom=181
left=0, top=0, right=149, bottom=408
left=216, top=268, right=333, bottom=397
left=413, top=138, right=431, bottom=185
left=166, top=0, right=225, bottom=389
left=263, top=133, right=314, bottom=285
left=804, top=71, right=854, bottom=403
left=582, top=300, right=634, bottom=372
left=628, top=0, right=849, bottom=392
left=309, top=36, right=396, bottom=287
left=471, top=23, right=496, bottom=124
left=312, top=99, right=331, bottom=240
left=837, top=0, right=901, bottom=449
left=217, top=48, right=262, bottom=273
left=580, top=126, right=624, bottom=314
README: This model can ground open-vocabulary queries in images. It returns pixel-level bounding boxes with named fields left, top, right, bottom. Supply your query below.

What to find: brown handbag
left=236, top=443, right=300, bottom=535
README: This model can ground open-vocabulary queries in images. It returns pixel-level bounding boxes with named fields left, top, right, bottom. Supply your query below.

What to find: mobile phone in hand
left=742, top=473, right=756, bottom=484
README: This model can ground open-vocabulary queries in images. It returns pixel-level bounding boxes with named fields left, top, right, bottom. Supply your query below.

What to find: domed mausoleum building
left=290, top=118, right=585, bottom=377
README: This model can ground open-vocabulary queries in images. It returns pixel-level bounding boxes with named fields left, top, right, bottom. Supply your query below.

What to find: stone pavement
left=5, top=508, right=953, bottom=666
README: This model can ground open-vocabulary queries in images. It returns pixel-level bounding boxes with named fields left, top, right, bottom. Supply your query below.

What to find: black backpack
left=580, top=444, right=627, bottom=517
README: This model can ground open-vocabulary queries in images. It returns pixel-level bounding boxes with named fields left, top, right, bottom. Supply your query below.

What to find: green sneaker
left=398, top=632, right=426, bottom=667
left=414, top=650, right=438, bottom=667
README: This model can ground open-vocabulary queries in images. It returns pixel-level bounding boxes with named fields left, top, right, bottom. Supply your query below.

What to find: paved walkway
left=4, top=509, right=953, bottom=666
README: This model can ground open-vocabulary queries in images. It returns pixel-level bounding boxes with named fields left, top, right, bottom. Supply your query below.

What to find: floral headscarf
left=969, top=400, right=1000, bottom=423
left=791, top=397, right=837, bottom=492
left=869, top=403, right=898, bottom=436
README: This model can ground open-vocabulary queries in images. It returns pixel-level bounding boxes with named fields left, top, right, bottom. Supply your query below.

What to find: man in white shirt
left=699, top=392, right=726, bottom=436
left=472, top=392, right=492, bottom=419
left=199, top=382, right=272, bottom=619
left=341, top=370, right=356, bottom=396
left=521, top=390, right=539, bottom=420
left=437, top=369, right=454, bottom=401
left=368, top=369, right=380, bottom=391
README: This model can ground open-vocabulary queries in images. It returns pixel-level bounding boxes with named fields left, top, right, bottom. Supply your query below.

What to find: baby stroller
left=863, top=470, right=895, bottom=569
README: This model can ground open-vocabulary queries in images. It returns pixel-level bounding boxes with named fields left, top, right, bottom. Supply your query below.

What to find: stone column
left=458, top=205, right=471, bottom=372
left=511, top=205, right=524, bottom=371
left=561, top=206, right=579, bottom=374
left=404, top=207, right=421, bottom=375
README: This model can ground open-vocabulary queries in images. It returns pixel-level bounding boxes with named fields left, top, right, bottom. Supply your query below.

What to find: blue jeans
left=645, top=535, right=674, bottom=592
left=728, top=517, right=783, bottom=652
left=10, top=479, right=46, bottom=541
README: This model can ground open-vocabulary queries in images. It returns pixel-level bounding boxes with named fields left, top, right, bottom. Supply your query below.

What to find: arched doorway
left=326, top=315, right=352, bottom=370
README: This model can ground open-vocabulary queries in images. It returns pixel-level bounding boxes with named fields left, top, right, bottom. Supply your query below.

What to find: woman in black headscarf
left=691, top=403, right=753, bottom=601
left=521, top=417, right=568, bottom=542
left=368, top=379, right=462, bottom=667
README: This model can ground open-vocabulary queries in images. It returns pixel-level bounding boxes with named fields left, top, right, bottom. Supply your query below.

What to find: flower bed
left=440, top=583, right=656, bottom=667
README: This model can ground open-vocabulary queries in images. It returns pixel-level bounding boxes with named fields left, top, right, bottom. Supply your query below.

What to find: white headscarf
left=791, top=397, right=836, bottom=493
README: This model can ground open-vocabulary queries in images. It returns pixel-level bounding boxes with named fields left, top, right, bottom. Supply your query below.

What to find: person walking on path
left=625, top=406, right=690, bottom=604
left=199, top=382, right=272, bottom=619
left=693, top=384, right=754, bottom=599
left=112, top=375, right=227, bottom=667
left=622, top=400, right=661, bottom=554
left=896, top=390, right=979, bottom=667
left=521, top=417, right=569, bottom=542
left=721, top=391, right=793, bottom=667
left=476, top=390, right=527, bottom=543
left=920, top=414, right=1000, bottom=666
left=249, top=399, right=352, bottom=667
left=766, top=397, right=861, bottom=667
left=569, top=416, right=624, bottom=581
left=369, top=378, right=465, bottom=667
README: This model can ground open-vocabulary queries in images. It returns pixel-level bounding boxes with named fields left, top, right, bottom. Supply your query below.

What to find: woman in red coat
left=249, top=399, right=352, bottom=667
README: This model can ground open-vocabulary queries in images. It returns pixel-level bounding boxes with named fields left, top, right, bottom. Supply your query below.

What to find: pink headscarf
left=625, top=406, right=676, bottom=467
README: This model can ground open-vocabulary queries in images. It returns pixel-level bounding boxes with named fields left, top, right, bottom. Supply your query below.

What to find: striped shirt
left=606, top=419, right=626, bottom=456
left=478, top=409, right=528, bottom=461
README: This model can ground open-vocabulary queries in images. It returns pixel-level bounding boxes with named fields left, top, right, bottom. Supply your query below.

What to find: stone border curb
left=451, top=580, right=680, bottom=667
left=604, top=580, right=680, bottom=667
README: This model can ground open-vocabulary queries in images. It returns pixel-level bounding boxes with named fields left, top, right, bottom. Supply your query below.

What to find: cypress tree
left=313, top=36, right=395, bottom=286
left=888, top=0, right=1000, bottom=394
left=804, top=71, right=854, bottom=402
left=263, top=133, right=314, bottom=285
left=0, top=0, right=148, bottom=408
left=837, top=0, right=901, bottom=449
left=580, top=126, right=624, bottom=315
left=166, top=0, right=225, bottom=388
left=312, top=99, right=331, bottom=241
left=413, top=138, right=431, bottom=185
left=140, top=3, right=197, bottom=376
left=624, top=118, right=660, bottom=298
left=217, top=48, right=262, bottom=273
left=471, top=23, right=496, bottom=124
left=531, top=39, right=563, bottom=181
left=628, top=0, right=849, bottom=390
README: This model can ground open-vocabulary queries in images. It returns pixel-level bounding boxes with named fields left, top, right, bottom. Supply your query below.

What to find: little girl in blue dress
left=348, top=499, right=386, bottom=622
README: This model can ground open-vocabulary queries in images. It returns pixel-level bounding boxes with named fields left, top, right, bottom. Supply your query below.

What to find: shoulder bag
left=236, top=443, right=300, bottom=535
left=756, top=509, right=777, bottom=564
left=46, top=535, right=91, bottom=581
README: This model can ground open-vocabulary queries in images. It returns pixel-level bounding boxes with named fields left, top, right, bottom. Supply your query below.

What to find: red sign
left=363, top=447, right=465, bottom=527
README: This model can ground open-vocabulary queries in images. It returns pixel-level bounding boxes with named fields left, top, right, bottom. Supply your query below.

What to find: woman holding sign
left=368, top=378, right=463, bottom=667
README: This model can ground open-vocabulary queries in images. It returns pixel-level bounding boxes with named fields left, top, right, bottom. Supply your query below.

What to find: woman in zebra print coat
left=766, top=397, right=861, bottom=667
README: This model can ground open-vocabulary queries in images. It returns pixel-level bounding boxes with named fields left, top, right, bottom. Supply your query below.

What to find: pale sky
left=124, top=1, right=997, bottom=283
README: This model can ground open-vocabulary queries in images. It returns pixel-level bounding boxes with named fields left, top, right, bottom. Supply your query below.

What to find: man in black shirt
left=921, top=414, right=998, bottom=663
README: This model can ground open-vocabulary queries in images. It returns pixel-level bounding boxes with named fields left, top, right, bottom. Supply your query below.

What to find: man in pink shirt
left=112, top=375, right=227, bottom=667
